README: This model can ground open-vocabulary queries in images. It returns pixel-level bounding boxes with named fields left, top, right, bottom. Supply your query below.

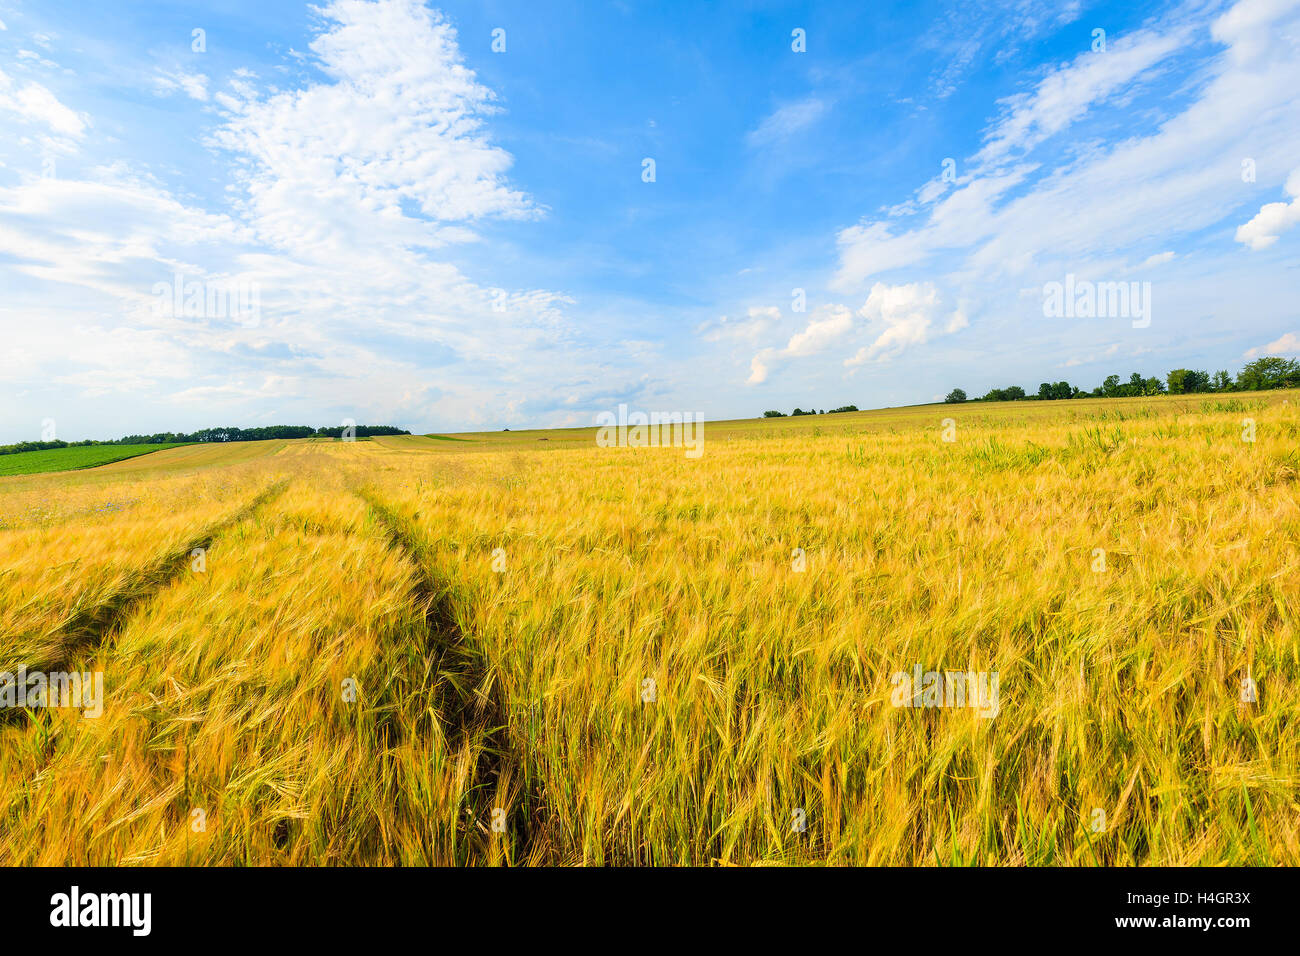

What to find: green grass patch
left=0, top=443, right=187, bottom=477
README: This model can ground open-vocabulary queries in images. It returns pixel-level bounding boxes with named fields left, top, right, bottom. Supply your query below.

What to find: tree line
left=945, top=356, right=1299, bottom=404
left=0, top=424, right=410, bottom=457
left=764, top=405, right=859, bottom=418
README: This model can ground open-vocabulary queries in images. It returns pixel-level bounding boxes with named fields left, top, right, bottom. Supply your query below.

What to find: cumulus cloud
left=784, top=307, right=854, bottom=356
left=845, top=282, right=963, bottom=366
left=747, top=305, right=854, bottom=384
left=209, top=0, right=538, bottom=260
left=0, top=0, right=599, bottom=435
left=1245, top=330, right=1300, bottom=357
left=1235, top=168, right=1300, bottom=249
left=0, top=67, right=86, bottom=138
left=746, top=282, right=966, bottom=382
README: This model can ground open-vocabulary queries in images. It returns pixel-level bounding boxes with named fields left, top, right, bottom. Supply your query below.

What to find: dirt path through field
left=3, top=479, right=288, bottom=685
left=358, top=488, right=547, bottom=865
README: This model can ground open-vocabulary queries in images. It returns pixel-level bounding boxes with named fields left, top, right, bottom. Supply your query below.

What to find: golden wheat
left=1, top=395, right=1296, bottom=865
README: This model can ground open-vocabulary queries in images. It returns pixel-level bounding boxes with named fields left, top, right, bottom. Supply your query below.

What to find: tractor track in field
left=1, top=479, right=288, bottom=724
left=358, top=488, right=545, bottom=865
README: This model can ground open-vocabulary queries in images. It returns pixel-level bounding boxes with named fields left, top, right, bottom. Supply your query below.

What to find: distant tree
left=1237, top=356, right=1300, bottom=390
left=1102, top=374, right=1121, bottom=397
left=0, top=439, right=70, bottom=456
left=944, top=389, right=967, bottom=403
left=1037, top=382, right=1053, bottom=400
left=105, top=424, right=408, bottom=445
left=1167, top=369, right=1209, bottom=394
left=981, top=385, right=1025, bottom=402
left=763, top=410, right=786, bottom=418
left=1211, top=370, right=1233, bottom=392
left=828, top=405, right=859, bottom=413
left=1142, top=377, right=1165, bottom=396
left=311, top=425, right=409, bottom=439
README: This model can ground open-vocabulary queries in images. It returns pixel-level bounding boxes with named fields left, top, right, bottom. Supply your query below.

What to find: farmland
left=0, top=443, right=187, bottom=478
left=0, top=393, right=1296, bottom=865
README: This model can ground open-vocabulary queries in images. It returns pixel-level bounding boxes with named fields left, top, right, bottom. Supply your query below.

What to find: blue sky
left=1, top=0, right=1298, bottom=441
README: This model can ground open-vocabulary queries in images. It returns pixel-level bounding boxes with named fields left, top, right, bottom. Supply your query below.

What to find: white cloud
left=1213, top=0, right=1300, bottom=63
left=1236, top=168, right=1300, bottom=249
left=747, top=305, right=854, bottom=384
left=209, top=0, right=538, bottom=261
left=784, top=307, right=854, bottom=357
left=1245, top=331, right=1300, bottom=357
left=845, top=282, right=959, bottom=366
left=921, top=0, right=1087, bottom=100
left=835, top=0, right=1300, bottom=301
left=746, top=282, right=965, bottom=382
left=697, top=306, right=779, bottom=344
left=746, top=98, right=828, bottom=148
left=835, top=166, right=1031, bottom=288
left=153, top=69, right=210, bottom=102
left=915, top=177, right=950, bottom=205
left=0, top=67, right=86, bottom=137
left=1060, top=342, right=1123, bottom=368
left=973, top=27, right=1187, bottom=169
left=5, top=0, right=1299, bottom=435
left=0, top=0, right=607, bottom=437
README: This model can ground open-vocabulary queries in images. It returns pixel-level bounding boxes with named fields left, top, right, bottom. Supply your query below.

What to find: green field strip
left=0, top=444, right=190, bottom=477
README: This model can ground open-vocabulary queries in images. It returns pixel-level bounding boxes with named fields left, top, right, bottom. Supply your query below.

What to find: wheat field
left=1, top=394, right=1296, bottom=866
